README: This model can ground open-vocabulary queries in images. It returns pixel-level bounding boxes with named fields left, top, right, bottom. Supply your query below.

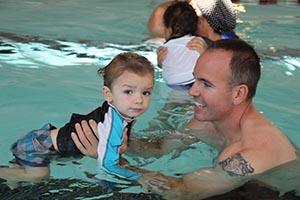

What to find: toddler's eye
left=143, top=91, right=152, bottom=96
left=124, top=90, right=133, bottom=95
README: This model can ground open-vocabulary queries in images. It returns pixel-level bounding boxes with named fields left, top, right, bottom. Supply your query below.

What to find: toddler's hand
left=187, top=37, right=207, bottom=54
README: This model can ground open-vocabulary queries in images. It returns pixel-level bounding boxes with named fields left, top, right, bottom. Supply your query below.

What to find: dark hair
left=163, top=1, right=198, bottom=39
left=98, top=52, right=154, bottom=88
left=208, top=39, right=261, bottom=99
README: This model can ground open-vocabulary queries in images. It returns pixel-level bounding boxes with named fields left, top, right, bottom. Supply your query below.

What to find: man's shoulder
left=217, top=115, right=295, bottom=175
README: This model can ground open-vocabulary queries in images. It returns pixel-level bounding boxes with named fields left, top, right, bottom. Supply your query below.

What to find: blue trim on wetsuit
left=97, top=105, right=141, bottom=180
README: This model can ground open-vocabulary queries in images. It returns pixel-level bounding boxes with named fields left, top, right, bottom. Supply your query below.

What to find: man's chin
left=194, top=113, right=205, bottom=121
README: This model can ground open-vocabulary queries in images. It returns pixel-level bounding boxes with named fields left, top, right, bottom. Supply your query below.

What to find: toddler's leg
left=0, top=165, right=50, bottom=182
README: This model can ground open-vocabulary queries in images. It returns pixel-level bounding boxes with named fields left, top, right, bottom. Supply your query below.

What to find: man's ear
left=232, top=84, right=248, bottom=105
left=103, top=86, right=113, bottom=102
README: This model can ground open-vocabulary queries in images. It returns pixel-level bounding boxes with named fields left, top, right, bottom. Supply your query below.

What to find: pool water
left=0, top=0, right=299, bottom=198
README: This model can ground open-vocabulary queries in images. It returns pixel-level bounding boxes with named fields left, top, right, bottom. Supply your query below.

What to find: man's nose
left=189, top=82, right=200, bottom=97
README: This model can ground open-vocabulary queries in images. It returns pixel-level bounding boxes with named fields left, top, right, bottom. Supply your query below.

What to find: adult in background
left=150, top=0, right=239, bottom=64
left=149, top=0, right=239, bottom=40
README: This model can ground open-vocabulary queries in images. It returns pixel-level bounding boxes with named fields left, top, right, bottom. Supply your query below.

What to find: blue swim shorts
left=11, top=123, right=56, bottom=167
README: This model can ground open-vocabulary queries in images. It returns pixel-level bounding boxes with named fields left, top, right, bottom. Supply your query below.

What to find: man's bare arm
left=187, top=118, right=226, bottom=150
left=218, top=153, right=255, bottom=176
left=127, top=117, right=224, bottom=158
left=71, top=118, right=224, bottom=159
left=127, top=130, right=201, bottom=158
left=139, top=153, right=253, bottom=200
left=127, top=138, right=164, bottom=158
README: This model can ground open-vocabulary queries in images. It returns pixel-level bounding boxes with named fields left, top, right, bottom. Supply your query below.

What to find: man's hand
left=71, top=120, right=98, bottom=159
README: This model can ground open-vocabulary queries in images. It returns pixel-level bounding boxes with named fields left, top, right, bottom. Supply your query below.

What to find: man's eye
left=143, top=91, right=152, bottom=96
left=124, top=90, right=133, bottom=95
left=202, top=81, right=212, bottom=88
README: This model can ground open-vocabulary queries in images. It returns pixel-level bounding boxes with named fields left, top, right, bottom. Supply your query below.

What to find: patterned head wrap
left=196, top=0, right=237, bottom=33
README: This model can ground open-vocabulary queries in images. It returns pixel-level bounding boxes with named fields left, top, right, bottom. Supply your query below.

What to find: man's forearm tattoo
left=218, top=153, right=255, bottom=176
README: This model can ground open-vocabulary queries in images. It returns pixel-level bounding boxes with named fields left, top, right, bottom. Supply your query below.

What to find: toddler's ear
left=103, top=86, right=113, bottom=102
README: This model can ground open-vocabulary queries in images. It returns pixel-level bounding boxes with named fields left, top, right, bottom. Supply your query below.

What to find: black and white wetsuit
left=57, top=101, right=141, bottom=180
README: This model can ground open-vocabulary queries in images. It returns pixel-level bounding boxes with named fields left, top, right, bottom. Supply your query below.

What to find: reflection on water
left=1, top=159, right=300, bottom=200
left=257, top=150, right=300, bottom=196
left=0, top=177, right=162, bottom=200
left=0, top=32, right=159, bottom=69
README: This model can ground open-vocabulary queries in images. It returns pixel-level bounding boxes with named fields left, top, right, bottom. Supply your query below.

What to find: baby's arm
left=157, top=46, right=168, bottom=67
left=186, top=37, right=208, bottom=54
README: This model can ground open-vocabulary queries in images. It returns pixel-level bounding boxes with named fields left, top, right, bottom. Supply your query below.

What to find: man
left=71, top=40, right=296, bottom=199
left=136, top=39, right=297, bottom=199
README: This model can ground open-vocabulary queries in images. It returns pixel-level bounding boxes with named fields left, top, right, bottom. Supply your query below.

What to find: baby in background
left=161, top=1, right=202, bottom=88
left=0, top=52, right=154, bottom=182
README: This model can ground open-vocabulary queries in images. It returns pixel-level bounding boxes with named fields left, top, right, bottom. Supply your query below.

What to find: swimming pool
left=0, top=0, right=299, bottom=199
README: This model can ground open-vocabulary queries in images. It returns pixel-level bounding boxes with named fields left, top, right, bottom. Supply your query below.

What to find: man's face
left=189, top=49, right=235, bottom=122
left=195, top=16, right=209, bottom=37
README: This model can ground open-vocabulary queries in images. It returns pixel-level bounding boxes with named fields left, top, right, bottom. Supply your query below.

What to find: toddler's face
left=104, top=70, right=154, bottom=119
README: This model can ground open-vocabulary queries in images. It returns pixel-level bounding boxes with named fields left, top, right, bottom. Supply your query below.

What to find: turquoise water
left=0, top=0, right=300, bottom=198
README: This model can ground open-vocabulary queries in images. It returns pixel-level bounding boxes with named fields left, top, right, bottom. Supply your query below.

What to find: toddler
left=0, top=52, right=154, bottom=182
